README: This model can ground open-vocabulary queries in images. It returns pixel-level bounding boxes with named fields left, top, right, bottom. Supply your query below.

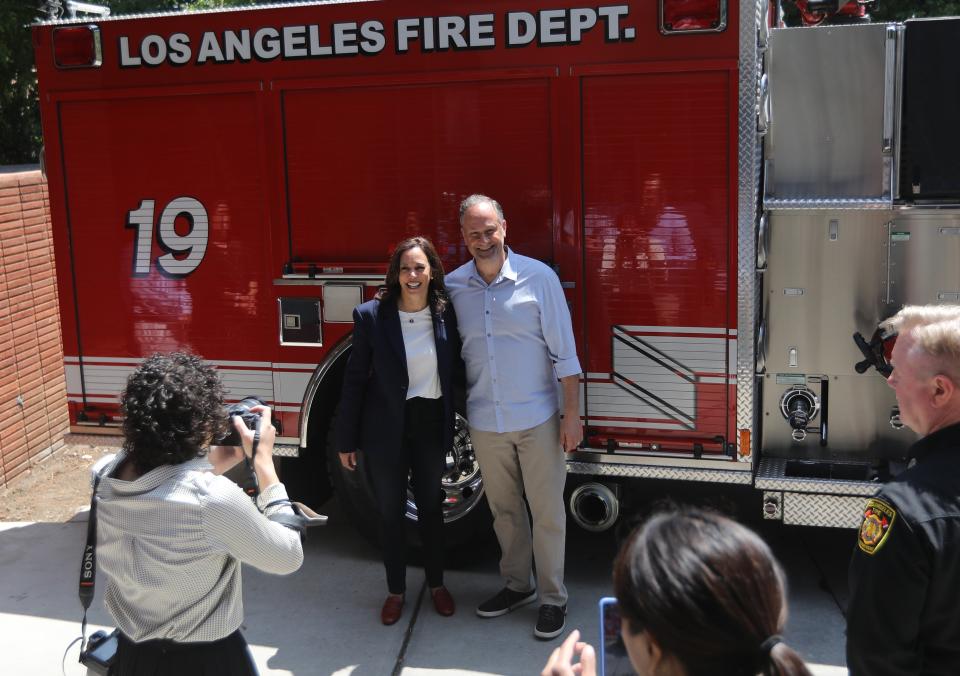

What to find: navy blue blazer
left=334, top=297, right=463, bottom=458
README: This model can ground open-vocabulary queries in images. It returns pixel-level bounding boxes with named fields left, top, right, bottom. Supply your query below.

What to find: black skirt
left=112, top=629, right=258, bottom=676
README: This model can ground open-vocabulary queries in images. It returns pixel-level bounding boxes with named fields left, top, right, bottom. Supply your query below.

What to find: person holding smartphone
left=542, top=509, right=812, bottom=676
left=93, top=352, right=303, bottom=676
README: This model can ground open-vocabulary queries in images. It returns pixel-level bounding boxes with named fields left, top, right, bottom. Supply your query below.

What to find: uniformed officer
left=847, top=305, right=960, bottom=675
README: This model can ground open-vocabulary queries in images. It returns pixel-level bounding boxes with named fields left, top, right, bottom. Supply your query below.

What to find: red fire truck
left=32, top=0, right=960, bottom=542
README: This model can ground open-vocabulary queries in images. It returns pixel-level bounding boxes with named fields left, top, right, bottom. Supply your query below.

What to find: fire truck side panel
left=760, top=209, right=906, bottom=458
left=281, top=77, right=554, bottom=267
left=761, top=208, right=960, bottom=459
left=580, top=66, right=737, bottom=454
left=51, top=88, right=276, bottom=419
left=31, top=0, right=774, bottom=534
left=33, top=1, right=745, bottom=440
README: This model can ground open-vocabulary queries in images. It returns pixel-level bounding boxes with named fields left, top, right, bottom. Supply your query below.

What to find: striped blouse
left=95, top=451, right=303, bottom=643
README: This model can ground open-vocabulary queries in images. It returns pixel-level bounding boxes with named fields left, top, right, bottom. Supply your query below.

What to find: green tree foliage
left=782, top=0, right=960, bottom=25
left=0, top=4, right=44, bottom=164
left=871, top=0, right=960, bottom=21
left=0, top=0, right=262, bottom=165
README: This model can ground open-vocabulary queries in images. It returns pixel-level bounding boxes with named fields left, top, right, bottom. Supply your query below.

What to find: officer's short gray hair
left=883, top=305, right=960, bottom=380
left=880, top=304, right=960, bottom=336
left=459, top=194, right=504, bottom=225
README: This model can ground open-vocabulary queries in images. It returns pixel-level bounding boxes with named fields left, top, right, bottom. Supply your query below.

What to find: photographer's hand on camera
left=233, top=404, right=280, bottom=490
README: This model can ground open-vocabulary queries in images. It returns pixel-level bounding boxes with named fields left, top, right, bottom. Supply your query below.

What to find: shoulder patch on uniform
left=858, top=498, right=897, bottom=555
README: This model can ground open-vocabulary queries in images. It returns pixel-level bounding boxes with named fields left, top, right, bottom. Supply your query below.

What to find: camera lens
left=217, top=396, right=266, bottom=446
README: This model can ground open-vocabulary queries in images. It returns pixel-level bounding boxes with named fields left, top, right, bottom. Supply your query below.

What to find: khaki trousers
left=470, top=413, right=568, bottom=607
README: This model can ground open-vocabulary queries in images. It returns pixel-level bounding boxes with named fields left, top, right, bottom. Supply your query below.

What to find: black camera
left=218, top=396, right=267, bottom=446
left=79, top=628, right=119, bottom=675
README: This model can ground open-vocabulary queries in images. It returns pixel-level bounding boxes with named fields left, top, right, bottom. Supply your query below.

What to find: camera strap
left=241, top=420, right=261, bottom=498
left=78, top=471, right=103, bottom=652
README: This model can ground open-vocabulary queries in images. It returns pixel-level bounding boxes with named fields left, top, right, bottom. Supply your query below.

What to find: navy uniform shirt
left=847, top=422, right=960, bottom=675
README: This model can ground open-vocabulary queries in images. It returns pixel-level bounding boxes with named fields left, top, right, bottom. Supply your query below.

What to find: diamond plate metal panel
left=755, top=457, right=879, bottom=495
left=737, top=0, right=766, bottom=461
left=764, top=197, right=893, bottom=210
left=567, top=461, right=752, bottom=484
left=783, top=492, right=869, bottom=528
left=273, top=444, right=300, bottom=458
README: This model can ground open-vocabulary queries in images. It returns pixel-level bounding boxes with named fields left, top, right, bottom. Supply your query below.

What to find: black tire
left=278, top=451, right=331, bottom=510
left=326, top=410, right=492, bottom=553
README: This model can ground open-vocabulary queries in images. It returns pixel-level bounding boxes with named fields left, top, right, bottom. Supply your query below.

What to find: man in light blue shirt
left=446, top=194, right=582, bottom=640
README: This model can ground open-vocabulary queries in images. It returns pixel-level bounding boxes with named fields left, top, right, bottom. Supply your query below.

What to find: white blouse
left=398, top=307, right=442, bottom=400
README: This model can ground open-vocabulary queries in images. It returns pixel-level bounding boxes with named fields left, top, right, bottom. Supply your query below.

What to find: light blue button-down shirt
left=446, top=249, right=582, bottom=433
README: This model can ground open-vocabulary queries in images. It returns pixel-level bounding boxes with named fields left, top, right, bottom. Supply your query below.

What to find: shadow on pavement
left=0, top=481, right=853, bottom=675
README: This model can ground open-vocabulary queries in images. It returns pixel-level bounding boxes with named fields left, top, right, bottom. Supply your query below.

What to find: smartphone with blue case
left=599, top=596, right=633, bottom=676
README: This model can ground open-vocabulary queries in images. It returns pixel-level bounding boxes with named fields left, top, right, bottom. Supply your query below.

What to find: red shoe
left=381, top=595, right=404, bottom=625
left=431, top=586, right=455, bottom=617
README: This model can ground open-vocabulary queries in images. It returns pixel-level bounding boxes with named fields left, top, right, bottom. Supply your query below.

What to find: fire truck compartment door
left=580, top=68, right=733, bottom=447
left=900, top=18, right=960, bottom=200
left=764, top=23, right=897, bottom=204
left=281, top=77, right=554, bottom=266
left=55, top=88, right=274, bottom=403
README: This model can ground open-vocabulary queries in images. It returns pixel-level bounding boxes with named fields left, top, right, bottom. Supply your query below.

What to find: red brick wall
left=0, top=168, right=69, bottom=488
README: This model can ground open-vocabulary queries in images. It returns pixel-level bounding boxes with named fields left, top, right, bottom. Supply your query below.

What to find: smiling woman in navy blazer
left=334, top=236, right=462, bottom=625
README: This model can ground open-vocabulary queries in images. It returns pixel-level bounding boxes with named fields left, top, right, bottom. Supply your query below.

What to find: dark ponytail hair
left=613, top=509, right=812, bottom=676
left=378, top=236, right=448, bottom=315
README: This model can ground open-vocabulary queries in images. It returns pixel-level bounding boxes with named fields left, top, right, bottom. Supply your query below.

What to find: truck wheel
left=326, top=412, right=491, bottom=552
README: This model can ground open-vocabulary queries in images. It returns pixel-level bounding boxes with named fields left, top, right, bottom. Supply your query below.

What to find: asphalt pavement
left=0, top=483, right=852, bottom=675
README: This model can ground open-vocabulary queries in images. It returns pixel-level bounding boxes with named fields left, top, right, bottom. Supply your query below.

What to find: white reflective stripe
left=272, top=371, right=282, bottom=407
left=274, top=371, right=311, bottom=407
left=66, top=396, right=307, bottom=410
left=65, top=356, right=273, bottom=368
left=616, top=335, right=727, bottom=372
left=65, top=364, right=133, bottom=396
left=67, top=395, right=120, bottom=403
left=210, top=359, right=273, bottom=368
left=586, top=419, right=689, bottom=431
left=64, top=355, right=141, bottom=364
left=65, top=365, right=83, bottom=394
left=66, top=361, right=278, bottom=403
left=618, top=325, right=729, bottom=334
left=218, top=368, right=273, bottom=401
left=588, top=382, right=694, bottom=419
left=271, top=362, right=317, bottom=370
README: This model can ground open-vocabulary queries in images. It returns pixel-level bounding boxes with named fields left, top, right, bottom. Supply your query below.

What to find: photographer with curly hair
left=93, top=352, right=303, bottom=676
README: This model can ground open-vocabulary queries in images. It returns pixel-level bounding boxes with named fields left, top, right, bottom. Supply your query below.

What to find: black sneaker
left=475, top=587, right=537, bottom=617
left=534, top=603, right=567, bottom=639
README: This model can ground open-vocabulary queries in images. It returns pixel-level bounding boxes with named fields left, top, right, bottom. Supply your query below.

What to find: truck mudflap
left=755, top=456, right=878, bottom=528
